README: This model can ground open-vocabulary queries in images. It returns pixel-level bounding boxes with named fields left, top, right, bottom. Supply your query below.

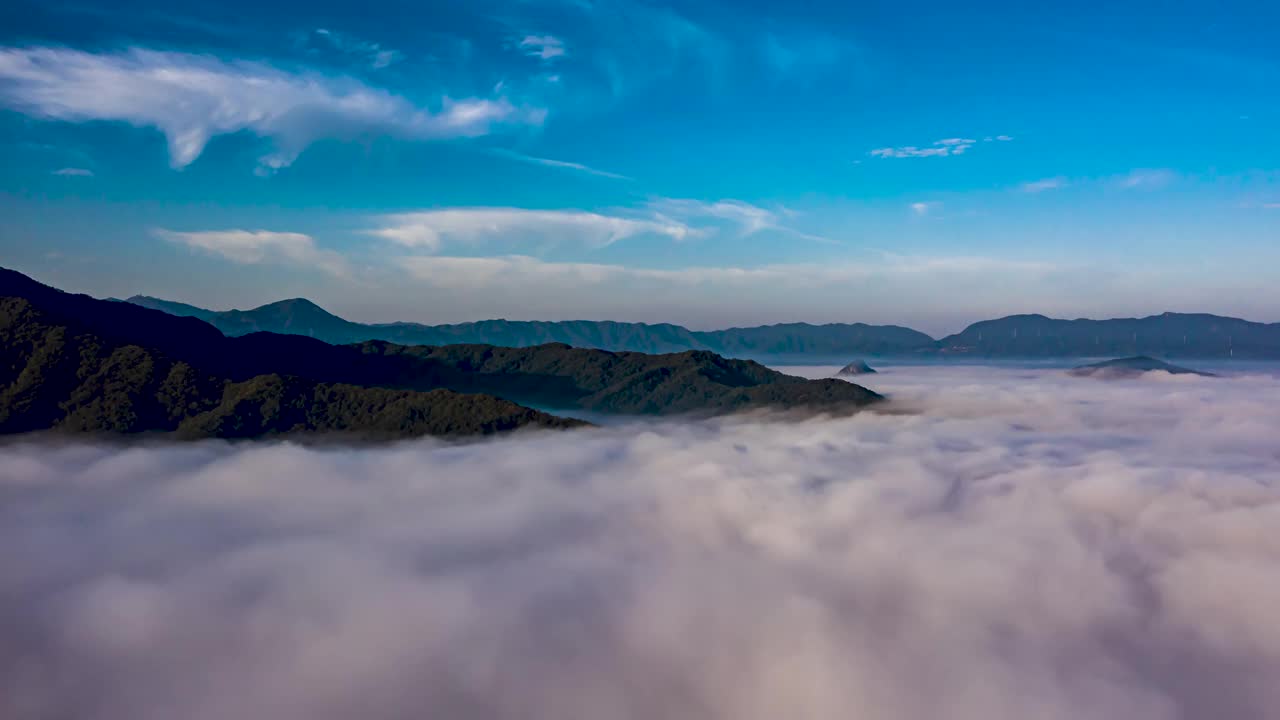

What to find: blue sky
left=1, top=0, right=1278, bottom=334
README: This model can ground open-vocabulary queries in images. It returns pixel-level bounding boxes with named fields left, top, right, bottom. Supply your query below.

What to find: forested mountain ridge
left=1, top=268, right=883, bottom=440
left=129, top=295, right=1280, bottom=359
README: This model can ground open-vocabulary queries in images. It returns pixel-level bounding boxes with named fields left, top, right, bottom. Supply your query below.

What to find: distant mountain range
left=1, top=268, right=881, bottom=440
left=128, top=295, right=1280, bottom=359
left=125, top=295, right=936, bottom=358
left=936, top=313, right=1280, bottom=359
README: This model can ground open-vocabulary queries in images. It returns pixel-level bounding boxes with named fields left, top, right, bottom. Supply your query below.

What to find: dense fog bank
left=2, top=367, right=1278, bottom=720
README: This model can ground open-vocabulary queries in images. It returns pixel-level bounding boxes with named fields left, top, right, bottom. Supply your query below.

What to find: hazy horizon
left=12, top=266, right=1280, bottom=340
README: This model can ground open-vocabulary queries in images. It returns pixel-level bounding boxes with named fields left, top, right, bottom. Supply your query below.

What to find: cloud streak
left=1, top=366, right=1278, bottom=719
left=308, top=28, right=403, bottom=69
left=156, top=228, right=351, bottom=277
left=490, top=148, right=630, bottom=180
left=519, top=35, right=567, bottom=61
left=871, top=135, right=1011, bottom=159
left=1021, top=176, right=1069, bottom=193
left=370, top=208, right=697, bottom=252
left=397, top=252, right=1056, bottom=291
left=1114, top=168, right=1178, bottom=190
left=647, top=198, right=833, bottom=243
left=0, top=46, right=544, bottom=172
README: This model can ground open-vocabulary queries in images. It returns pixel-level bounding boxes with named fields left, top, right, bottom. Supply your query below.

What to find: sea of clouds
left=2, top=365, right=1279, bottom=720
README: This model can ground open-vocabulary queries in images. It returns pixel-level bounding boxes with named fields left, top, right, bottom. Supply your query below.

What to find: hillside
left=127, top=295, right=935, bottom=357
left=129, top=295, right=1280, bottom=359
left=1, top=269, right=884, bottom=437
left=0, top=296, right=583, bottom=439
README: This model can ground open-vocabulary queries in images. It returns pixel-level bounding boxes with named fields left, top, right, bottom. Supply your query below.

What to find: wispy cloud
left=368, top=198, right=833, bottom=254
left=760, top=32, right=846, bottom=77
left=910, top=201, right=938, bottom=215
left=308, top=28, right=403, bottom=69
left=400, top=253, right=1056, bottom=291
left=156, top=229, right=350, bottom=277
left=370, top=208, right=697, bottom=252
left=0, top=46, right=544, bottom=173
left=519, top=35, right=567, bottom=61
left=647, top=198, right=833, bottom=243
left=1113, top=168, right=1178, bottom=190
left=51, top=167, right=93, bottom=177
left=1020, top=176, right=1068, bottom=193
left=491, top=148, right=630, bottom=180
left=870, top=135, right=1010, bottom=159
left=400, top=255, right=767, bottom=289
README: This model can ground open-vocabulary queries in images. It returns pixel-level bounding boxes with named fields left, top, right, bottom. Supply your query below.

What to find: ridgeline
left=128, top=296, right=1280, bottom=360
left=1, top=268, right=883, bottom=440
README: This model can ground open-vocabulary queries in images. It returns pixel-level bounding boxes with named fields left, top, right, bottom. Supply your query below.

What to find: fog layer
left=2, top=366, right=1279, bottom=720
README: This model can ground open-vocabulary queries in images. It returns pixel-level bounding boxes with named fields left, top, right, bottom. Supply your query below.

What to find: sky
left=0, top=0, right=1277, bottom=335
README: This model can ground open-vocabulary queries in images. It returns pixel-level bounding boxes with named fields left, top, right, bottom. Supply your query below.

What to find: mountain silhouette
left=936, top=313, right=1280, bottom=358
left=129, top=295, right=1280, bottom=359
left=127, top=294, right=935, bottom=357
left=2, top=268, right=883, bottom=439
left=1067, top=356, right=1216, bottom=378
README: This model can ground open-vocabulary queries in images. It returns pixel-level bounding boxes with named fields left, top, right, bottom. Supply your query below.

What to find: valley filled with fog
left=3, top=364, right=1279, bottom=720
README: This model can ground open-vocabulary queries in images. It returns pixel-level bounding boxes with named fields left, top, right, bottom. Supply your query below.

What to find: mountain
left=129, top=295, right=367, bottom=340
left=128, top=296, right=1280, bottom=359
left=126, top=295, right=935, bottom=357
left=0, top=295, right=582, bottom=439
left=1067, top=356, right=1215, bottom=378
left=937, top=313, right=1280, bottom=359
left=2, top=268, right=883, bottom=440
left=122, top=295, right=221, bottom=323
left=836, top=360, right=877, bottom=376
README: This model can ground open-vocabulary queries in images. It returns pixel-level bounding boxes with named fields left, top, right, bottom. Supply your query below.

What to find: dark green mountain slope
left=4, top=269, right=883, bottom=429
left=0, top=296, right=582, bottom=439
left=126, top=295, right=935, bottom=356
left=347, top=343, right=882, bottom=415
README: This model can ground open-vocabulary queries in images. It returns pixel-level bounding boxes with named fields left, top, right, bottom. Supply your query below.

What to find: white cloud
left=52, top=167, right=93, bottom=177
left=401, top=254, right=779, bottom=289
left=1114, top=169, right=1178, bottom=190
left=1020, top=177, right=1069, bottom=193
left=369, top=199, right=832, bottom=255
left=491, top=148, right=631, bottom=180
left=370, top=208, right=697, bottom=252
left=0, top=46, right=544, bottom=172
left=910, top=201, right=937, bottom=215
left=398, top=253, right=1055, bottom=292
left=871, top=146, right=950, bottom=158
left=310, top=28, right=403, bottom=69
left=870, top=136, right=1001, bottom=159
left=3, top=367, right=1280, bottom=719
left=520, top=35, right=567, bottom=61
left=156, top=229, right=350, bottom=277
left=647, top=198, right=832, bottom=243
